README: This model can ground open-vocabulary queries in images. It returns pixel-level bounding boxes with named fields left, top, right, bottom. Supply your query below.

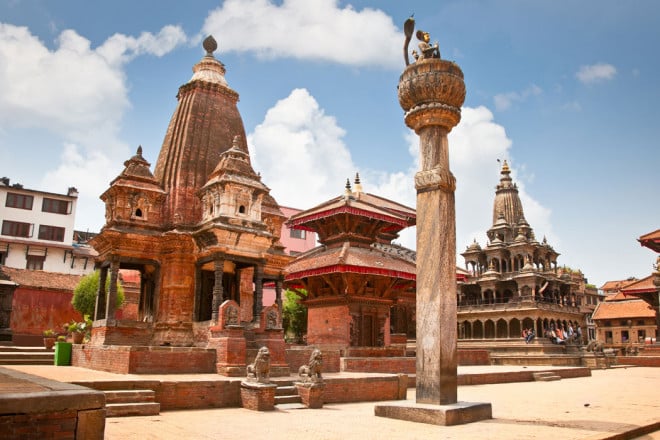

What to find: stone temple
left=76, top=36, right=292, bottom=374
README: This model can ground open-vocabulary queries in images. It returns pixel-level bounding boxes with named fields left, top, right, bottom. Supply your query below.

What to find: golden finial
left=354, top=172, right=363, bottom=194
left=344, top=178, right=352, bottom=197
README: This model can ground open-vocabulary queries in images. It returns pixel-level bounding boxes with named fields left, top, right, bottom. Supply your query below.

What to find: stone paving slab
left=101, top=367, right=659, bottom=440
left=4, top=365, right=659, bottom=439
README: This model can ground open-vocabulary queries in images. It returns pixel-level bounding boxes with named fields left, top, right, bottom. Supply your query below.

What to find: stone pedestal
left=208, top=326, right=246, bottom=376
left=240, top=381, right=277, bottom=411
left=295, top=382, right=325, bottom=409
left=375, top=401, right=492, bottom=426
left=253, top=329, right=290, bottom=377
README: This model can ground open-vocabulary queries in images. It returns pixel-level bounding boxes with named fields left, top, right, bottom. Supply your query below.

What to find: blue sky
left=1, top=0, right=658, bottom=288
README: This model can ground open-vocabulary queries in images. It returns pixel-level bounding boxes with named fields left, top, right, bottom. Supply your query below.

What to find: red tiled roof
left=599, top=279, right=637, bottom=291
left=0, top=267, right=82, bottom=291
left=287, top=192, right=415, bottom=231
left=592, top=300, right=656, bottom=320
left=604, top=291, right=628, bottom=301
left=621, top=275, right=658, bottom=295
left=285, top=243, right=416, bottom=281
left=639, top=229, right=660, bottom=253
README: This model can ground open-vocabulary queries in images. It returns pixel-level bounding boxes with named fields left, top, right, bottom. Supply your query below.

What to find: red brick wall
left=457, top=349, right=491, bottom=365
left=157, top=380, right=241, bottom=410
left=285, top=346, right=341, bottom=373
left=0, top=411, right=78, bottom=439
left=617, top=356, right=660, bottom=367
left=344, top=347, right=406, bottom=357
left=72, top=345, right=216, bottom=374
left=341, top=357, right=415, bottom=374
left=323, top=376, right=406, bottom=403
left=11, top=287, right=82, bottom=345
left=307, top=304, right=349, bottom=346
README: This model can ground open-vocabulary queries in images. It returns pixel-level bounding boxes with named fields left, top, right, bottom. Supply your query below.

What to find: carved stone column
left=275, top=278, right=283, bottom=312
left=377, top=19, right=490, bottom=426
left=253, top=265, right=264, bottom=322
left=105, top=259, right=119, bottom=320
left=94, top=266, right=108, bottom=321
left=212, top=257, right=225, bottom=322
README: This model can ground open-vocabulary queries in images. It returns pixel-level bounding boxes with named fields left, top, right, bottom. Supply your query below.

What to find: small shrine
left=284, top=175, right=416, bottom=350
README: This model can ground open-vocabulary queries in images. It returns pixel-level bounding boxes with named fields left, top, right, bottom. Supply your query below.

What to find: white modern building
left=0, top=177, right=96, bottom=275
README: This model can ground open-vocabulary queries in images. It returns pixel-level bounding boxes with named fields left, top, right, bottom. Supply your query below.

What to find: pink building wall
left=263, top=206, right=317, bottom=306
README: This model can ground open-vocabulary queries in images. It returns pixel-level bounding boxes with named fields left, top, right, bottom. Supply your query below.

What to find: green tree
left=72, top=270, right=125, bottom=317
left=282, top=289, right=307, bottom=343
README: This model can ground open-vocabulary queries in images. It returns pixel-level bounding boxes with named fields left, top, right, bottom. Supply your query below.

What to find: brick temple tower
left=83, top=36, right=291, bottom=374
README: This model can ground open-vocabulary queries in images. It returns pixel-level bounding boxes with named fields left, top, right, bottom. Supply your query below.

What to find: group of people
left=522, top=323, right=583, bottom=345
left=545, top=323, right=582, bottom=344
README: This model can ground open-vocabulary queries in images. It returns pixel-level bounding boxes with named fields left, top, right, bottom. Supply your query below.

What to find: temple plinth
left=376, top=18, right=491, bottom=425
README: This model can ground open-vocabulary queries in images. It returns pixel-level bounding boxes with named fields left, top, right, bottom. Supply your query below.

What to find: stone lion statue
left=298, top=348, right=323, bottom=383
left=585, top=340, right=604, bottom=353
left=247, top=346, right=270, bottom=383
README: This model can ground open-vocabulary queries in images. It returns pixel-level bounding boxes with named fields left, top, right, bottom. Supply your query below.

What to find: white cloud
left=248, top=88, right=356, bottom=209
left=0, top=23, right=189, bottom=231
left=202, top=0, right=401, bottom=68
left=576, top=63, right=617, bottom=84
left=97, top=25, right=188, bottom=65
left=249, top=94, right=556, bottom=266
left=493, top=84, right=542, bottom=111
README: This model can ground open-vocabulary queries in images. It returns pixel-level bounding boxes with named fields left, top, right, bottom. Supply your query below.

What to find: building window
left=621, top=330, right=629, bottom=342
left=38, top=225, right=65, bottom=242
left=1, top=220, right=33, bottom=238
left=5, top=192, right=34, bottom=210
left=603, top=320, right=611, bottom=327
left=604, top=331, right=613, bottom=344
left=290, top=228, right=306, bottom=239
left=637, top=320, right=645, bottom=326
left=42, top=198, right=71, bottom=214
left=0, top=251, right=6, bottom=265
left=638, top=329, right=646, bottom=342
left=26, top=255, right=45, bottom=270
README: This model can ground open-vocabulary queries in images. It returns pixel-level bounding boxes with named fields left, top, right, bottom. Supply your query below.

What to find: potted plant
left=66, top=314, right=93, bottom=344
left=43, top=329, right=56, bottom=350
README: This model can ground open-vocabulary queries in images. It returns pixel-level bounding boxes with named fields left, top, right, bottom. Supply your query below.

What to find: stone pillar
left=94, top=266, right=108, bottom=321
left=212, top=257, right=225, bottom=322
left=375, top=19, right=490, bottom=425
left=253, top=265, right=264, bottom=322
left=398, top=56, right=465, bottom=405
left=105, top=260, right=119, bottom=320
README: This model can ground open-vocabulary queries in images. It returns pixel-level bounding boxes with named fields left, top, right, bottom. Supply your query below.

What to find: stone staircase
left=73, top=380, right=161, bottom=418
left=104, top=389, right=161, bottom=417
left=532, top=371, right=562, bottom=382
left=0, top=346, right=54, bottom=365
left=274, top=381, right=302, bottom=406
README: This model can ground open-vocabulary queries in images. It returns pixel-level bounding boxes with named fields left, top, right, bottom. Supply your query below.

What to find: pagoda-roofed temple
left=284, top=175, right=417, bottom=350
left=81, top=36, right=292, bottom=376
left=457, top=160, right=596, bottom=348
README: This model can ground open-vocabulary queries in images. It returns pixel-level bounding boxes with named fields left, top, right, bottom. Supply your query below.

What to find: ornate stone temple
left=79, top=36, right=292, bottom=374
left=457, top=160, right=592, bottom=343
left=284, top=176, right=416, bottom=350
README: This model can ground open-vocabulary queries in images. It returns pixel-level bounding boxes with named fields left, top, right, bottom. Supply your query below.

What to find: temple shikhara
left=78, top=36, right=292, bottom=374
